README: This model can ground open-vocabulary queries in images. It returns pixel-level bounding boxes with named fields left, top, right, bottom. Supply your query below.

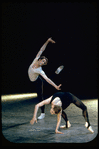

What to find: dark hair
left=53, top=105, right=62, bottom=114
left=38, top=56, right=48, bottom=65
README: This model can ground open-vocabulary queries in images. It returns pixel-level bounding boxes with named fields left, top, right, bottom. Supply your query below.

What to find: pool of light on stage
left=1, top=93, right=37, bottom=102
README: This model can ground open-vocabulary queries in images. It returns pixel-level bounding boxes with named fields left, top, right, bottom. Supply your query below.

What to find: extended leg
left=36, top=77, right=45, bottom=116
left=71, top=95, right=90, bottom=126
left=71, top=94, right=94, bottom=133
left=82, top=107, right=90, bottom=127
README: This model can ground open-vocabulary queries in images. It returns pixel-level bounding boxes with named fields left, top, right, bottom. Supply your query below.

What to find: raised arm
left=36, top=37, right=55, bottom=59
left=30, top=96, right=52, bottom=125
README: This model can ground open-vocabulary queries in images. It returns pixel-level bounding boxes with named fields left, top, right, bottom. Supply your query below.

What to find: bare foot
left=60, top=121, right=71, bottom=129
left=67, top=121, right=71, bottom=128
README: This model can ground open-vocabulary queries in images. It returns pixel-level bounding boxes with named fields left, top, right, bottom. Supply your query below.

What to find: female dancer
left=28, top=38, right=63, bottom=119
left=30, top=92, right=94, bottom=134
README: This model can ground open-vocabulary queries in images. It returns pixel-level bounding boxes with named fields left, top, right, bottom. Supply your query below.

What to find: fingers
left=30, top=119, right=37, bottom=125
left=48, top=37, right=56, bottom=43
left=59, top=84, right=62, bottom=87
left=30, top=120, right=34, bottom=125
left=55, top=131, right=64, bottom=134
left=52, top=39, right=56, bottom=43
left=58, top=84, right=62, bottom=90
left=48, top=37, right=52, bottom=40
left=59, top=132, right=64, bottom=134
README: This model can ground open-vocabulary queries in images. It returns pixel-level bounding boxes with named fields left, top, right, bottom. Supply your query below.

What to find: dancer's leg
left=36, top=77, right=45, bottom=114
left=36, top=66, right=64, bottom=118
left=71, top=94, right=94, bottom=133
left=61, top=110, right=71, bottom=128
left=71, top=94, right=90, bottom=127
left=61, top=110, right=68, bottom=128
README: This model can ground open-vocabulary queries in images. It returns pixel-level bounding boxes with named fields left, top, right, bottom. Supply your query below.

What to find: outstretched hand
left=30, top=117, right=37, bottom=125
left=48, top=37, right=56, bottom=43
left=55, top=130, right=64, bottom=134
left=56, top=84, right=62, bottom=90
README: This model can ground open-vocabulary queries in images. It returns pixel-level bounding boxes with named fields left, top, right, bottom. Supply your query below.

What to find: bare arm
left=55, top=111, right=64, bottom=134
left=30, top=38, right=55, bottom=67
left=40, top=72, right=62, bottom=90
left=45, top=77, right=62, bottom=90
left=30, top=96, right=52, bottom=125
left=36, top=38, right=55, bottom=59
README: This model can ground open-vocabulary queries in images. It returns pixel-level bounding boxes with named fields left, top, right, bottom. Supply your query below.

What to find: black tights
left=35, top=76, right=45, bottom=113
left=61, top=95, right=90, bottom=128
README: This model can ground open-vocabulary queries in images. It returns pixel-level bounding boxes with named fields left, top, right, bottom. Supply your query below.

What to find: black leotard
left=50, top=92, right=74, bottom=110
left=50, top=92, right=90, bottom=128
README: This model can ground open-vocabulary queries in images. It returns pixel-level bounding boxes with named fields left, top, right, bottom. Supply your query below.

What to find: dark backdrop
left=2, top=2, right=98, bottom=99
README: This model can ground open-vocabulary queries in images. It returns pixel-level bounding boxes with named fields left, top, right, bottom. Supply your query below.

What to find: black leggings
left=35, top=77, right=45, bottom=113
left=61, top=95, right=90, bottom=128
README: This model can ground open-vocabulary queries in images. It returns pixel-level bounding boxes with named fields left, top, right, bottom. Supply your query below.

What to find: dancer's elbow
left=35, top=104, right=39, bottom=109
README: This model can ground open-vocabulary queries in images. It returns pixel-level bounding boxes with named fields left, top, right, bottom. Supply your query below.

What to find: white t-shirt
left=28, top=57, right=47, bottom=82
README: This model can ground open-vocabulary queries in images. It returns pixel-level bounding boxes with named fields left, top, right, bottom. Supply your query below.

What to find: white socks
left=38, top=113, right=45, bottom=120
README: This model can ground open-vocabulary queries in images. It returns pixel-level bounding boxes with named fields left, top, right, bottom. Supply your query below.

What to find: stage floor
left=2, top=97, right=98, bottom=143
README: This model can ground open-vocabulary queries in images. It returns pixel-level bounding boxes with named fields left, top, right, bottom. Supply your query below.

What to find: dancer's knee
left=84, top=105, right=87, bottom=111
left=82, top=105, right=87, bottom=116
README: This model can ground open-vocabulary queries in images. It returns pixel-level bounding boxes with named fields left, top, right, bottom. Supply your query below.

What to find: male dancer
left=28, top=38, right=63, bottom=119
left=30, top=92, right=94, bottom=134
